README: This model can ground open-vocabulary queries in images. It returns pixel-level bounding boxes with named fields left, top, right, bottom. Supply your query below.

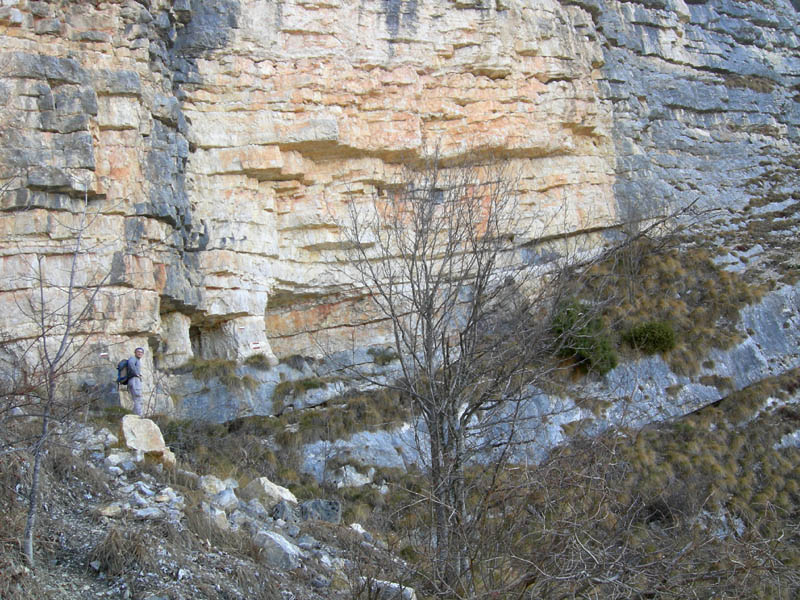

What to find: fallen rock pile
left=56, top=416, right=416, bottom=600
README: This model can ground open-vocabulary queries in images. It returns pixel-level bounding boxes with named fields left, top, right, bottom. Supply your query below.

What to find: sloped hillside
left=1, top=367, right=799, bottom=599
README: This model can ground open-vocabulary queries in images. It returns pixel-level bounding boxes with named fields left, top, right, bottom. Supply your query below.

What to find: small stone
left=285, top=523, right=300, bottom=538
left=133, top=507, right=165, bottom=520
left=105, top=452, right=133, bottom=467
left=198, top=474, right=226, bottom=496
left=201, top=502, right=229, bottom=531
left=154, top=487, right=176, bottom=503
left=297, top=534, right=319, bottom=550
left=212, top=488, right=239, bottom=512
left=242, top=498, right=269, bottom=520
left=97, top=502, right=125, bottom=518
left=136, top=482, right=155, bottom=496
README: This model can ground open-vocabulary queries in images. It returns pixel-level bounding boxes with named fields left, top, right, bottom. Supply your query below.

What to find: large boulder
left=240, top=476, right=297, bottom=506
left=121, top=415, right=166, bottom=453
left=120, top=415, right=175, bottom=468
left=252, top=530, right=302, bottom=571
left=299, top=499, right=342, bottom=524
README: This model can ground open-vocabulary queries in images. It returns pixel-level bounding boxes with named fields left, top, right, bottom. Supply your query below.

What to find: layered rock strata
left=0, top=0, right=798, bottom=417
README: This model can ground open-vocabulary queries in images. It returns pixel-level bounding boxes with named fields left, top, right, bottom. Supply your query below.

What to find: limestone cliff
left=0, top=0, right=798, bottom=416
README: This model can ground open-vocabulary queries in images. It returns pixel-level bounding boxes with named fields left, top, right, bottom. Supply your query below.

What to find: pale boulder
left=201, top=501, right=230, bottom=532
left=120, top=415, right=175, bottom=468
left=121, top=415, right=166, bottom=454
left=240, top=477, right=297, bottom=506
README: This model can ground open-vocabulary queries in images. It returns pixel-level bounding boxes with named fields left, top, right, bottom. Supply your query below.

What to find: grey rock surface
left=252, top=530, right=303, bottom=571
left=299, top=281, right=800, bottom=478
left=299, top=499, right=342, bottom=525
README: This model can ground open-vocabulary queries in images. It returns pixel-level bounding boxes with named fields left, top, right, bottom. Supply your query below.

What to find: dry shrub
left=89, top=525, right=158, bottom=576
left=372, top=371, right=800, bottom=599
left=183, top=502, right=261, bottom=560
left=0, top=554, right=44, bottom=600
left=511, top=404, right=800, bottom=598
left=156, top=415, right=287, bottom=485
left=0, top=454, right=40, bottom=600
left=44, top=441, right=111, bottom=492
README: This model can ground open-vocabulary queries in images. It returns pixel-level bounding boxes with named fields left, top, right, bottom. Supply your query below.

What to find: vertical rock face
left=580, top=0, right=800, bottom=218
left=0, top=0, right=798, bottom=416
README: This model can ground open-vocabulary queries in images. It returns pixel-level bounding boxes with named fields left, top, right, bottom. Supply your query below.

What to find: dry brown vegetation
left=152, top=387, right=413, bottom=494
left=355, top=369, right=800, bottom=599
left=582, top=238, right=770, bottom=376
left=2, top=362, right=800, bottom=599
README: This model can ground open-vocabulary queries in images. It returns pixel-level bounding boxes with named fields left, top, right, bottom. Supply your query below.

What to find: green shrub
left=552, top=300, right=618, bottom=375
left=623, top=320, right=677, bottom=354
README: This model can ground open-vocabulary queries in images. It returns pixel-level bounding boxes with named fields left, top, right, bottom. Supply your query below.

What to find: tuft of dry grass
left=186, top=358, right=260, bottom=391
left=0, top=453, right=37, bottom=599
left=244, top=353, right=274, bottom=370
left=584, top=240, right=769, bottom=377
left=89, top=525, right=158, bottom=576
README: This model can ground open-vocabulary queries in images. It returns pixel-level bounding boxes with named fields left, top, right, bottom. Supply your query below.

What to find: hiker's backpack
left=116, top=359, right=130, bottom=385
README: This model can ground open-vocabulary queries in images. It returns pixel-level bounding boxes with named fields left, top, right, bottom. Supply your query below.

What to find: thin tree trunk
left=429, top=414, right=450, bottom=595
left=23, top=394, right=50, bottom=566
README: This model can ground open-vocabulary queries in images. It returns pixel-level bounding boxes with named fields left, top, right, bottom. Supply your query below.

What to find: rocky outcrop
left=300, top=279, right=800, bottom=480
left=52, top=419, right=390, bottom=597
left=0, top=0, right=798, bottom=417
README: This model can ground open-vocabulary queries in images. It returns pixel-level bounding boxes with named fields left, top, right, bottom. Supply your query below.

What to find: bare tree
left=0, top=189, right=109, bottom=565
left=335, top=148, right=624, bottom=596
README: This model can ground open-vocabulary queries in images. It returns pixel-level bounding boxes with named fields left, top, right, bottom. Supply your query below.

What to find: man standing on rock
left=127, top=346, right=145, bottom=416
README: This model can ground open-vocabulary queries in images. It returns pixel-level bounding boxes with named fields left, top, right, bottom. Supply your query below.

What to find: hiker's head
left=134, top=347, right=144, bottom=358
